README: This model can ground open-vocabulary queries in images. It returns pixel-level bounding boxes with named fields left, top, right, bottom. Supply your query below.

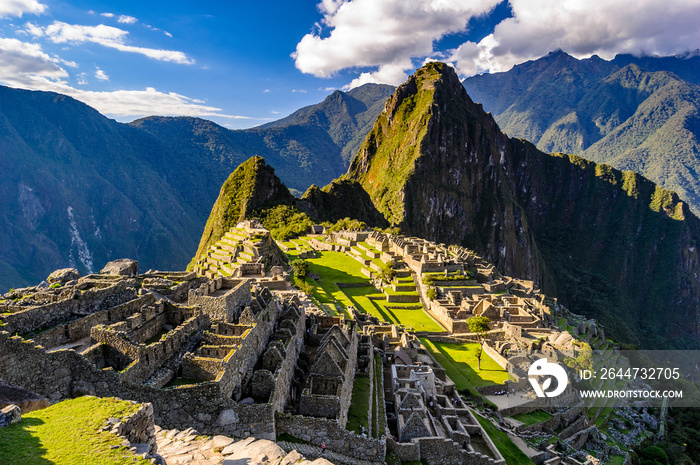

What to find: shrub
left=290, top=259, right=309, bottom=279
left=426, top=288, right=437, bottom=300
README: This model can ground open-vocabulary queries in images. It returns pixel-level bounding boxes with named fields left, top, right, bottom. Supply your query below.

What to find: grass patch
left=343, top=287, right=442, bottom=331
left=347, top=377, right=371, bottom=435
left=0, top=396, right=151, bottom=465
left=420, top=339, right=509, bottom=392
left=511, top=410, right=553, bottom=426
left=475, top=413, right=535, bottom=465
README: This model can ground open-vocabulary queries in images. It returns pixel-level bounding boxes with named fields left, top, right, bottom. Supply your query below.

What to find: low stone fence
left=109, top=399, right=158, bottom=454
left=275, top=412, right=385, bottom=462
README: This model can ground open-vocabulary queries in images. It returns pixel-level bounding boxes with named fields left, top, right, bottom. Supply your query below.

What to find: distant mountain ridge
left=0, top=84, right=393, bottom=291
left=463, top=50, right=700, bottom=213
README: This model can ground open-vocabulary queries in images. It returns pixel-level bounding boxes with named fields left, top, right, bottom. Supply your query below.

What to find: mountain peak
left=190, top=156, right=294, bottom=267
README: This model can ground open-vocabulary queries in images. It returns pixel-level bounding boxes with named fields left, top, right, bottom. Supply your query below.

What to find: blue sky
left=1, top=0, right=698, bottom=129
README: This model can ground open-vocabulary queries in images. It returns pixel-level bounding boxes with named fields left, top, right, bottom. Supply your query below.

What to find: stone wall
left=188, top=279, right=251, bottom=323
left=276, top=412, right=385, bottom=462
left=110, top=400, right=158, bottom=454
left=2, top=280, right=138, bottom=334
left=33, top=294, right=157, bottom=349
left=416, top=437, right=503, bottom=465
left=0, top=330, right=277, bottom=439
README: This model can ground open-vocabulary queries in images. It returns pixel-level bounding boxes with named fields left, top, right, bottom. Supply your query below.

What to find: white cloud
left=0, top=37, right=239, bottom=119
left=448, top=0, right=700, bottom=76
left=262, top=89, right=270, bottom=92
left=291, top=89, right=307, bottom=93
left=100, top=12, right=114, bottom=18
left=94, top=67, right=108, bottom=81
left=30, top=21, right=194, bottom=64
left=295, top=0, right=700, bottom=86
left=270, top=110, right=279, bottom=114
left=0, top=37, right=67, bottom=84
left=0, top=0, right=45, bottom=18
left=117, top=15, right=137, bottom=25
left=293, top=0, right=501, bottom=86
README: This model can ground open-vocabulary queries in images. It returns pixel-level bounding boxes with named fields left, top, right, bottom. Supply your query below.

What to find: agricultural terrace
left=420, top=338, right=509, bottom=396
left=282, top=238, right=443, bottom=331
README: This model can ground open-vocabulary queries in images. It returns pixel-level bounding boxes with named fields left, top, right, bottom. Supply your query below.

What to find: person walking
left=321, top=442, right=326, bottom=454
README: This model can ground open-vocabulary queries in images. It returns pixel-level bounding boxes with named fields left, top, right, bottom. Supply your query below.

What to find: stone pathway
left=276, top=441, right=384, bottom=465
left=154, top=426, right=337, bottom=465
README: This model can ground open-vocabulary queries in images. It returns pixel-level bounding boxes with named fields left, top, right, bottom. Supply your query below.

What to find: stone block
left=101, top=259, right=139, bottom=277
left=47, top=268, right=80, bottom=284
left=0, top=404, right=21, bottom=427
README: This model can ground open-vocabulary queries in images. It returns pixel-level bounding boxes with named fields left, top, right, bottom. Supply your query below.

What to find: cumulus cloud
left=0, top=37, right=67, bottom=84
left=295, top=0, right=700, bottom=86
left=449, top=0, right=700, bottom=76
left=100, top=12, right=114, bottom=18
left=293, top=0, right=501, bottom=86
left=0, top=36, right=240, bottom=119
left=28, top=21, right=194, bottom=64
left=117, top=15, right=137, bottom=24
left=0, top=0, right=46, bottom=18
left=94, top=67, right=109, bottom=81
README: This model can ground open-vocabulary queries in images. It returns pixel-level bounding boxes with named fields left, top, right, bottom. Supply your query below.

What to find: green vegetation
left=290, top=259, right=309, bottom=279
left=474, top=413, right=535, bottom=465
left=347, top=376, right=371, bottom=434
left=190, top=156, right=295, bottom=268
left=327, top=217, right=366, bottom=233
left=0, top=396, right=151, bottom=465
left=420, top=339, right=509, bottom=394
left=258, top=204, right=313, bottom=241
left=348, top=63, right=448, bottom=224
left=511, top=410, right=553, bottom=426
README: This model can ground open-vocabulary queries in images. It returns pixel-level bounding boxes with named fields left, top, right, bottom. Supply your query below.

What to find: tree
left=468, top=316, right=491, bottom=370
left=290, top=259, right=309, bottom=279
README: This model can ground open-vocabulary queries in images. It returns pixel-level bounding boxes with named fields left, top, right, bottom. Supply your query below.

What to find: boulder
left=0, top=380, right=50, bottom=414
left=0, top=404, right=21, bottom=427
left=101, top=259, right=138, bottom=277
left=47, top=268, right=80, bottom=284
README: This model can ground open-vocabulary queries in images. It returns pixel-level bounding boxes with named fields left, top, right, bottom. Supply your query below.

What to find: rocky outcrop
left=346, top=62, right=700, bottom=348
left=101, top=259, right=138, bottom=277
left=0, top=379, right=50, bottom=413
left=300, top=179, right=388, bottom=226
left=47, top=268, right=80, bottom=284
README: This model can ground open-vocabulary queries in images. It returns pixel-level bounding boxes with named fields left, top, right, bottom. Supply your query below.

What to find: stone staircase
left=193, top=229, right=260, bottom=279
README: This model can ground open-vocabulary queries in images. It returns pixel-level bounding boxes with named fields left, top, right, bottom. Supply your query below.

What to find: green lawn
left=420, top=339, right=509, bottom=393
left=347, top=377, right=371, bottom=435
left=475, top=413, right=535, bottom=465
left=288, top=251, right=442, bottom=330
left=0, top=397, right=152, bottom=465
left=343, top=286, right=443, bottom=332
left=511, top=410, right=553, bottom=426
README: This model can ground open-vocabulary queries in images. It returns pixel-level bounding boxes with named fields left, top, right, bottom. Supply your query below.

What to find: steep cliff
left=299, top=179, right=388, bottom=226
left=348, top=62, right=700, bottom=348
